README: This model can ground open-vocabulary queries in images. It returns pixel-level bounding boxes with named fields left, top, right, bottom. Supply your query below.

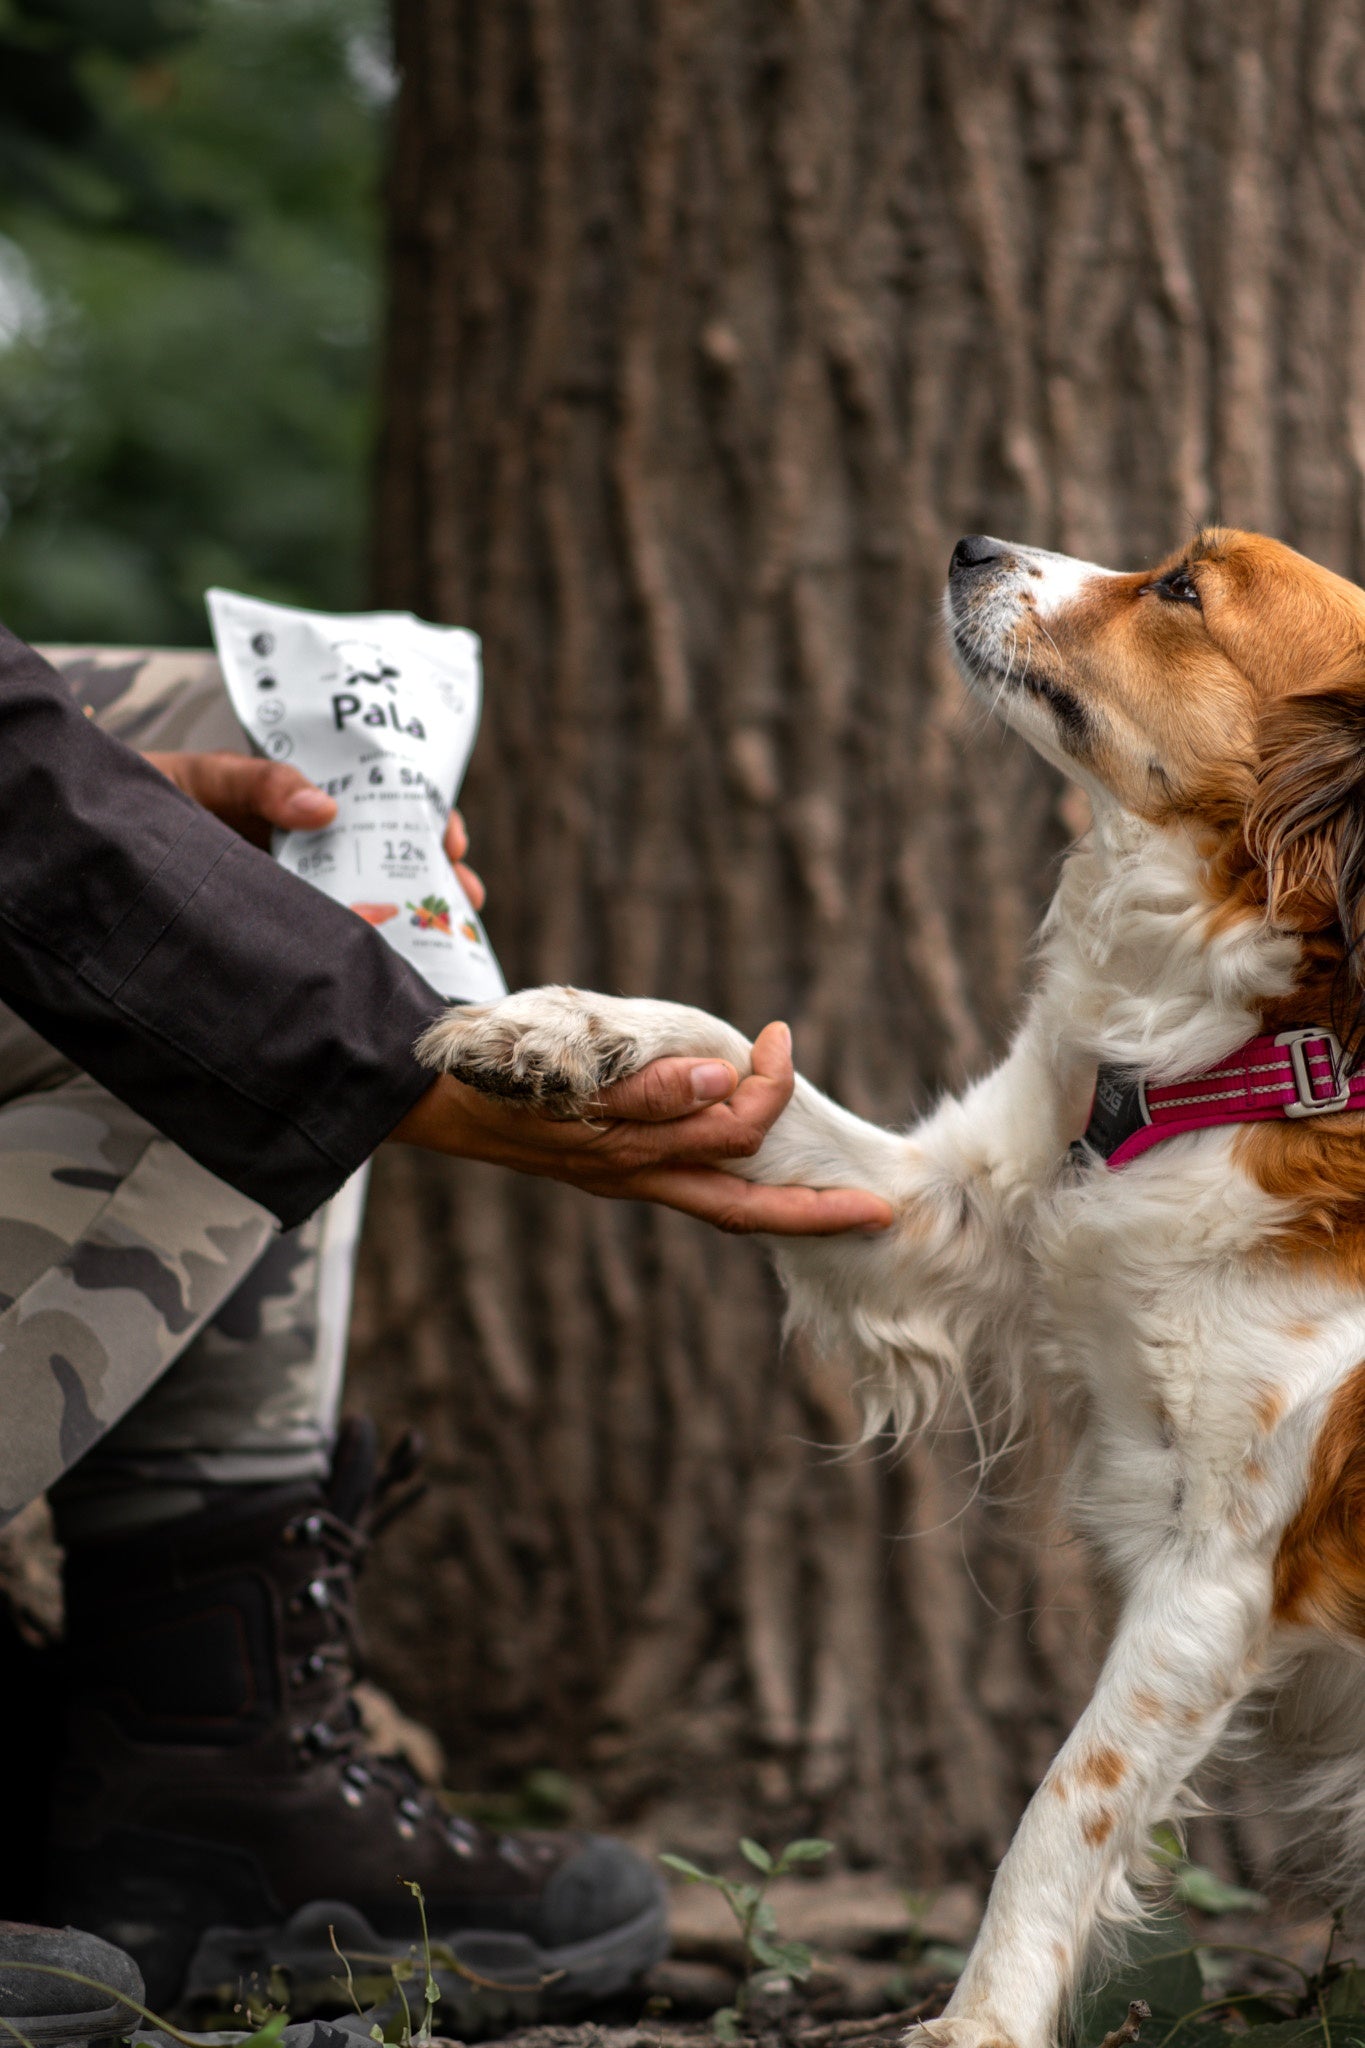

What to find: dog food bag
left=207, top=587, right=506, bottom=1004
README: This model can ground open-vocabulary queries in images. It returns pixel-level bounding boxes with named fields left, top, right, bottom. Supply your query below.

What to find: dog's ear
left=1249, top=687, right=1365, bottom=1051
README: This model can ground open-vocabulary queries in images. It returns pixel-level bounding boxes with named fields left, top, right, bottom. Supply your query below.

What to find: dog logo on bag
left=328, top=638, right=427, bottom=739
left=331, top=639, right=401, bottom=689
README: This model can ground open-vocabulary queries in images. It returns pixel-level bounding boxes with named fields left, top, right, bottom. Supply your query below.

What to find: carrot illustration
left=350, top=902, right=400, bottom=926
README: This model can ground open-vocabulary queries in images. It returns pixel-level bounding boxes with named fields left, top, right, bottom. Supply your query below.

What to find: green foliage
left=400, top=1880, right=440, bottom=2048
left=1149, top=1831, right=1267, bottom=1919
left=0, top=0, right=214, bottom=236
left=660, top=1836, right=835, bottom=2037
left=0, top=0, right=387, bottom=646
left=449, top=1766, right=581, bottom=1831
left=1169, top=1866, right=1268, bottom=1918
left=1077, top=1908, right=1365, bottom=2048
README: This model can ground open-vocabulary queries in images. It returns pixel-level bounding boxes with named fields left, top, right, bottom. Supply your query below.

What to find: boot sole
left=181, top=1892, right=670, bottom=2033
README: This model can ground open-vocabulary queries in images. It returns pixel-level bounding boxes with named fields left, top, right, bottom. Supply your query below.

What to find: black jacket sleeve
left=0, top=624, right=447, bottom=1228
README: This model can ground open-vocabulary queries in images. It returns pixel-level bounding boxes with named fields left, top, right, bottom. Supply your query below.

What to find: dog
left=418, top=528, right=1365, bottom=2048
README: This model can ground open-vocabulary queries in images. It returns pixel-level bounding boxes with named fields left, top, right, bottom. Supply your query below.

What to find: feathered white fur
left=419, top=536, right=1365, bottom=2048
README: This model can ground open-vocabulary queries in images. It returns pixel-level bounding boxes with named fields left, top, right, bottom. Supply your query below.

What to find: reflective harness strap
left=1083, top=1028, right=1365, bottom=1170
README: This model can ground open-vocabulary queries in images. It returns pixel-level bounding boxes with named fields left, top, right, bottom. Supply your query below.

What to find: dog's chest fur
left=1016, top=819, right=1365, bottom=1587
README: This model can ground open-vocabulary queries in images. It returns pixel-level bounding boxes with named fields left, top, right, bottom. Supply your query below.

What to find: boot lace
left=282, top=1489, right=522, bottom=1865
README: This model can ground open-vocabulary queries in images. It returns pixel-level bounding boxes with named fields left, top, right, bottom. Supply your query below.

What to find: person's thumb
left=594, top=1055, right=739, bottom=1122
left=256, top=762, right=336, bottom=830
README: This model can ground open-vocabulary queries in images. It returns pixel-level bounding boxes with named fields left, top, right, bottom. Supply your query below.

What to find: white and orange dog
left=421, top=530, right=1365, bottom=2048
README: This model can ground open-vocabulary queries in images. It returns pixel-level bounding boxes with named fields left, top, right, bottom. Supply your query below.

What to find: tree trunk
left=353, top=0, right=1365, bottom=1879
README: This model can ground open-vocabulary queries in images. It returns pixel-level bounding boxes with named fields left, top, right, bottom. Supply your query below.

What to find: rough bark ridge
left=357, top=0, right=1363, bottom=1878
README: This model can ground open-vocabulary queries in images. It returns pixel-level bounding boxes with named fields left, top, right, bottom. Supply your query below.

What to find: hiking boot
left=0, top=1921, right=146, bottom=2045
left=44, top=1423, right=667, bottom=2028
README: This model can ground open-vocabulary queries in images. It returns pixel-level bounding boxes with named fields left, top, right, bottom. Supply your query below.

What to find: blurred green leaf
left=659, top=1853, right=717, bottom=1886
left=240, top=2016, right=289, bottom=2048
left=1171, top=1864, right=1267, bottom=1917
left=919, top=1944, right=969, bottom=1981
left=1326, top=1968, right=1365, bottom=2018
left=519, top=1767, right=577, bottom=1821
left=777, top=1838, right=835, bottom=1868
left=740, top=1838, right=773, bottom=1874
left=751, top=1938, right=815, bottom=1980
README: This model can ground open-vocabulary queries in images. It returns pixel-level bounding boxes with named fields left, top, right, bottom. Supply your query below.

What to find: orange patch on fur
left=1233, top=1116, right=1365, bottom=1279
left=1132, top=1689, right=1164, bottom=1722
left=1083, top=1810, right=1116, bottom=1848
left=1049, top=1772, right=1069, bottom=1801
left=1164, top=536, right=1365, bottom=1274
left=1254, top=1386, right=1287, bottom=1432
left=1273, top=1359, right=1365, bottom=1635
left=1078, top=1746, right=1126, bottom=1789
left=1286, top=1323, right=1318, bottom=1343
left=1244, top=1455, right=1267, bottom=1483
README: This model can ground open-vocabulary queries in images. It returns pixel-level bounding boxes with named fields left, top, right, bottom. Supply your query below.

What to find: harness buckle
left=1275, top=1027, right=1351, bottom=1116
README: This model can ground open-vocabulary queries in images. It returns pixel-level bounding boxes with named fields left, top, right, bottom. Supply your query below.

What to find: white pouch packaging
left=207, top=587, right=506, bottom=1004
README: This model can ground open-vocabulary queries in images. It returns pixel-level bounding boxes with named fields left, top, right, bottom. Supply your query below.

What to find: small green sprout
left=660, top=1835, right=834, bottom=2037
left=1148, top=1825, right=1266, bottom=1917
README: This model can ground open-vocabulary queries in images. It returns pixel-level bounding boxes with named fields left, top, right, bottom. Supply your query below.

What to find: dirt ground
left=421, top=1873, right=1343, bottom=2048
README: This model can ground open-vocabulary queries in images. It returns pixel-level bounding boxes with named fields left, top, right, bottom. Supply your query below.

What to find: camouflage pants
left=0, top=1038, right=367, bottom=1538
left=0, top=646, right=370, bottom=1540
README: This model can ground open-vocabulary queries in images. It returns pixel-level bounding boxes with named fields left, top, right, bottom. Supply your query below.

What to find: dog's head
left=945, top=528, right=1365, bottom=1048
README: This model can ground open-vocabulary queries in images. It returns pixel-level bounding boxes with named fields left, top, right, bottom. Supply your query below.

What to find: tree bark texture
left=355, top=0, right=1365, bottom=1879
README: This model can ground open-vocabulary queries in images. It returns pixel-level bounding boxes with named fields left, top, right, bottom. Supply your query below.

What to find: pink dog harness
left=1081, top=1028, right=1365, bottom=1169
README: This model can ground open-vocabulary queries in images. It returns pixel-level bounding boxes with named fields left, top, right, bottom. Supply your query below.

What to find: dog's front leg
left=916, top=1546, right=1273, bottom=2048
left=416, top=985, right=1086, bottom=1418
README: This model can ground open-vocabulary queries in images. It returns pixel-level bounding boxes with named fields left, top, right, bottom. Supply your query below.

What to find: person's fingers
left=440, top=813, right=485, bottom=908
left=454, top=860, right=486, bottom=911
left=595, top=1055, right=740, bottom=1123
left=750, top=1019, right=794, bottom=1087
left=594, top=1021, right=794, bottom=1132
left=684, top=1020, right=795, bottom=1152
left=251, top=762, right=337, bottom=832
left=625, top=1165, right=896, bottom=1235
left=156, top=753, right=337, bottom=845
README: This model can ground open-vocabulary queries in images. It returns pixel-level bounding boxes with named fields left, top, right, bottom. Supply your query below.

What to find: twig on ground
left=1098, top=1999, right=1152, bottom=2048
left=795, top=1993, right=949, bottom=2043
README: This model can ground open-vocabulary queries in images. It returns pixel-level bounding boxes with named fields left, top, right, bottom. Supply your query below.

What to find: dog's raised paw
left=415, top=986, right=649, bottom=1116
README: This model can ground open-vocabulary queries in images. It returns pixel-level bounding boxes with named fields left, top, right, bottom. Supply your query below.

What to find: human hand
left=390, top=1020, right=895, bottom=1235
left=144, top=751, right=485, bottom=905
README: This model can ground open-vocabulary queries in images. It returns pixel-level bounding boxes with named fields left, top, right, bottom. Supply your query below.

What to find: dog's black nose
left=950, top=534, right=1007, bottom=576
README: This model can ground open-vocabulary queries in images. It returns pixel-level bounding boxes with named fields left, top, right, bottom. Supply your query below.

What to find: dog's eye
left=1144, top=567, right=1201, bottom=609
